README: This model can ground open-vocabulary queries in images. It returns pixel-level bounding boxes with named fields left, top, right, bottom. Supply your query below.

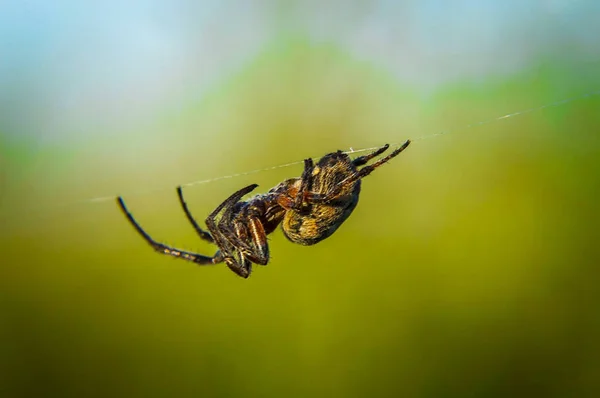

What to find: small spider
left=117, top=140, right=410, bottom=278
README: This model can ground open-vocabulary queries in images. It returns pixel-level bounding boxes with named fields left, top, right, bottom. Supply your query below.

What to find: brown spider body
left=117, top=140, right=410, bottom=278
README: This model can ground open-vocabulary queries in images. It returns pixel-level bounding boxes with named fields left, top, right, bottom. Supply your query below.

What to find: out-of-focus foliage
left=1, top=3, right=600, bottom=398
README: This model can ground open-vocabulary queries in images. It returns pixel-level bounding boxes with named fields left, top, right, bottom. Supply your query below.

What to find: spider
left=116, top=140, right=411, bottom=278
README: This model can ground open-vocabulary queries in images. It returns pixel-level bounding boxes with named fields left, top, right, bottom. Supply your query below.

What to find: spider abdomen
left=282, top=152, right=362, bottom=246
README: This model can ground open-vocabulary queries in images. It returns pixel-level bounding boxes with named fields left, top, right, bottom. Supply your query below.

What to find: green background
left=1, top=30, right=600, bottom=398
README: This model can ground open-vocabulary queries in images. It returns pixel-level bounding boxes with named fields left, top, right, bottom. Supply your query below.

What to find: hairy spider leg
left=225, top=216, right=266, bottom=266
left=216, top=203, right=256, bottom=260
left=204, top=184, right=258, bottom=251
left=307, top=140, right=411, bottom=204
left=212, top=184, right=278, bottom=267
left=351, top=143, right=390, bottom=167
left=176, top=186, right=214, bottom=243
left=349, top=140, right=411, bottom=183
left=204, top=184, right=259, bottom=278
left=116, top=196, right=222, bottom=265
left=272, top=159, right=317, bottom=212
left=240, top=204, right=271, bottom=265
left=215, top=197, right=272, bottom=268
left=294, top=158, right=315, bottom=209
left=225, top=242, right=252, bottom=278
left=213, top=189, right=260, bottom=255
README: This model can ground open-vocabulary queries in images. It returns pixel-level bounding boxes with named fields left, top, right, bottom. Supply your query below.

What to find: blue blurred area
left=1, top=1, right=598, bottom=143
left=0, top=0, right=269, bottom=142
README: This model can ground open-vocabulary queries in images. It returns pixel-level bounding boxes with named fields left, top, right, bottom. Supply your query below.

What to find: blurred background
left=1, top=1, right=600, bottom=397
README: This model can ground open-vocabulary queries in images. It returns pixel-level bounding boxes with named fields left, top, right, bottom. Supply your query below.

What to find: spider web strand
left=79, top=89, right=600, bottom=205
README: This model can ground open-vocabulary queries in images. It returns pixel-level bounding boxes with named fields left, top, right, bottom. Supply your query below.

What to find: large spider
left=117, top=140, right=410, bottom=278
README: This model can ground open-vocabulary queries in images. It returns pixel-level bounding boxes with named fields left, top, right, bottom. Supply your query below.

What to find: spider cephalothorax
left=117, top=140, right=410, bottom=278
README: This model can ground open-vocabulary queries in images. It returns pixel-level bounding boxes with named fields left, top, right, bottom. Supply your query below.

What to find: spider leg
left=205, top=184, right=258, bottom=226
left=349, top=140, right=411, bottom=182
left=207, top=229, right=251, bottom=278
left=211, top=236, right=252, bottom=278
left=351, top=143, right=390, bottom=166
left=294, top=158, right=314, bottom=209
left=225, top=252, right=252, bottom=278
left=210, top=185, right=272, bottom=267
left=215, top=203, right=271, bottom=266
left=306, top=140, right=411, bottom=204
left=217, top=219, right=262, bottom=274
left=204, top=184, right=258, bottom=249
left=204, top=184, right=259, bottom=277
left=176, top=186, right=214, bottom=244
left=116, top=197, right=222, bottom=265
left=233, top=215, right=270, bottom=265
left=212, top=187, right=257, bottom=252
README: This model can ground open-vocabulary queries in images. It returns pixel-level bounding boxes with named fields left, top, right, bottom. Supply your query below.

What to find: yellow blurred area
left=1, top=40, right=600, bottom=397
